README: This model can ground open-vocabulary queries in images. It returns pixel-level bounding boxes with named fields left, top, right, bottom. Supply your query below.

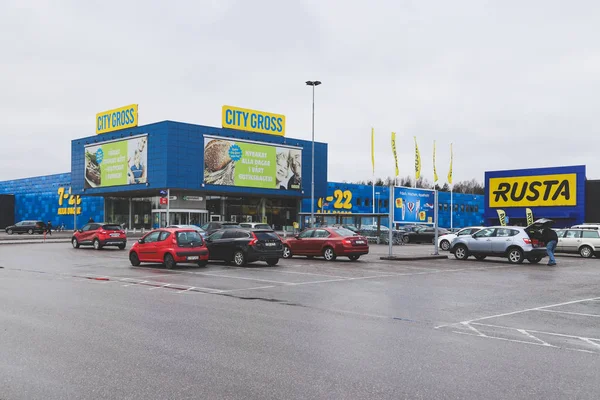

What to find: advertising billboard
left=393, top=186, right=435, bottom=224
left=222, top=105, right=285, bottom=136
left=96, top=104, right=138, bottom=135
left=84, top=134, right=148, bottom=189
left=203, top=136, right=301, bottom=190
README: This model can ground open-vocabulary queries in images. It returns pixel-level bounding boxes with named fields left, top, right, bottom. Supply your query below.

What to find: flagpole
left=450, top=185, right=453, bottom=231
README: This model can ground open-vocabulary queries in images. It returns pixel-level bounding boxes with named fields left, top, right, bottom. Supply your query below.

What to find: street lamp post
left=306, top=80, right=321, bottom=228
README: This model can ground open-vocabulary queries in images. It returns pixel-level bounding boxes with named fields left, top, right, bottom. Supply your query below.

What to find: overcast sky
left=1, top=0, right=599, bottom=185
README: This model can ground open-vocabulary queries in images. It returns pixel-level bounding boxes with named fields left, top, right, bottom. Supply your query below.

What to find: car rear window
left=254, top=224, right=272, bottom=230
left=177, top=231, right=203, bottom=246
left=222, top=224, right=239, bottom=229
left=333, top=228, right=357, bottom=237
left=254, top=231, right=280, bottom=241
left=582, top=230, right=600, bottom=239
left=103, top=224, right=122, bottom=231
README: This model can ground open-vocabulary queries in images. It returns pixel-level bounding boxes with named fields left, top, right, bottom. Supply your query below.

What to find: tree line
left=348, top=175, right=485, bottom=195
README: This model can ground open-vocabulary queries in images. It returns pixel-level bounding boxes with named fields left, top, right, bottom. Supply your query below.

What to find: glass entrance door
left=151, top=210, right=209, bottom=228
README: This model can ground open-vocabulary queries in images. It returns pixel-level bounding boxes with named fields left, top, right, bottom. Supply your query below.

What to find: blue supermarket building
left=2, top=108, right=593, bottom=231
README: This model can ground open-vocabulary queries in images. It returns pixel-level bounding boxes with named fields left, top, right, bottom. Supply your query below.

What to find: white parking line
left=535, top=309, right=600, bottom=318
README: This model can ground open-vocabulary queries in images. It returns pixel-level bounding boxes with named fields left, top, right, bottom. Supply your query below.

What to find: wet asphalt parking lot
left=0, top=240, right=599, bottom=400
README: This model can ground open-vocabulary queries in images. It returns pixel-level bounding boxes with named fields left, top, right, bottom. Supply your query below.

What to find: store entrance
left=151, top=210, right=209, bottom=228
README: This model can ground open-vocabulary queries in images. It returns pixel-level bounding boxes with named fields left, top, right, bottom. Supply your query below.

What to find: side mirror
left=78, top=229, right=83, bottom=233
left=138, top=239, right=144, bottom=244
left=294, top=235, right=300, bottom=239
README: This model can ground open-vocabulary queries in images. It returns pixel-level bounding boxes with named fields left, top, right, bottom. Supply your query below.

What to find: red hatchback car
left=71, top=222, right=127, bottom=250
left=129, top=228, right=209, bottom=269
left=282, top=227, right=369, bottom=261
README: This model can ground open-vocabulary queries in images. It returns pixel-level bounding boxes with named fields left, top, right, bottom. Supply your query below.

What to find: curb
left=380, top=255, right=448, bottom=261
left=0, top=240, right=71, bottom=245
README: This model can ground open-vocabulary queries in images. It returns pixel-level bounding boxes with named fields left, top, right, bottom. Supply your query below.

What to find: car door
left=562, top=230, right=582, bottom=253
left=137, top=231, right=162, bottom=262
left=13, top=221, right=25, bottom=233
left=293, top=229, right=315, bottom=255
left=78, top=224, right=93, bottom=243
left=155, top=231, right=173, bottom=260
left=554, top=230, right=567, bottom=251
left=311, top=229, right=332, bottom=255
left=469, top=228, right=496, bottom=253
left=491, top=228, right=517, bottom=254
left=205, top=231, right=226, bottom=260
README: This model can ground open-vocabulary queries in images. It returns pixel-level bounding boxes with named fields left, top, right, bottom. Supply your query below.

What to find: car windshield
left=333, top=228, right=357, bottom=237
left=102, top=224, right=121, bottom=231
left=222, top=224, right=239, bottom=229
left=176, top=231, right=203, bottom=246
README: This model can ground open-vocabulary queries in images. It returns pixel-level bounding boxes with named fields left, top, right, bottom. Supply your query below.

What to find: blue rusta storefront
left=484, top=165, right=586, bottom=227
left=0, top=120, right=327, bottom=230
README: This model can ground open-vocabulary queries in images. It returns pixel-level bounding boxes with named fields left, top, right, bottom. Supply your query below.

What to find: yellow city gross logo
left=488, top=173, right=576, bottom=207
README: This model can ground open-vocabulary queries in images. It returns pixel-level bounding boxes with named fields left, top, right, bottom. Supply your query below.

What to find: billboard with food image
left=203, top=136, right=302, bottom=190
left=84, top=135, right=148, bottom=188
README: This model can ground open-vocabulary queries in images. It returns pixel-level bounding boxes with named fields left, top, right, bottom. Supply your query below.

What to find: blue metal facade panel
left=71, top=121, right=327, bottom=200
left=304, top=182, right=484, bottom=228
left=484, top=165, right=585, bottom=227
left=0, top=173, right=104, bottom=229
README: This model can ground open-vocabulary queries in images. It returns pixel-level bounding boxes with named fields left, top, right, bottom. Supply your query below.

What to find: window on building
left=443, top=203, right=448, bottom=211
left=460, top=204, right=465, bottom=212
left=356, top=198, right=362, bottom=207
left=475, top=205, right=479, bottom=212
left=454, top=204, right=458, bottom=212
left=439, top=203, right=443, bottom=212
left=365, top=198, right=370, bottom=207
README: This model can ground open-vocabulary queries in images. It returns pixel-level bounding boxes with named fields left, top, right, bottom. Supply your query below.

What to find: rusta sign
left=484, top=165, right=586, bottom=223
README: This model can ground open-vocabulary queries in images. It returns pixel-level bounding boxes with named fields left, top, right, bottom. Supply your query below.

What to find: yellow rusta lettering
left=488, top=173, right=577, bottom=207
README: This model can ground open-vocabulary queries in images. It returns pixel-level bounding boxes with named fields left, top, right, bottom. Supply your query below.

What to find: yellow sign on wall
left=488, top=173, right=577, bottom=207
left=57, top=187, right=81, bottom=215
left=222, top=105, right=285, bottom=136
left=96, top=104, right=138, bottom=134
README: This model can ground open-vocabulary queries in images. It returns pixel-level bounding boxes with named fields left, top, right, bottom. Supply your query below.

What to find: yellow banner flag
left=433, top=140, right=438, bottom=183
left=497, top=209, right=507, bottom=226
left=391, top=132, right=399, bottom=177
left=414, top=136, right=421, bottom=180
left=371, top=128, right=375, bottom=174
left=526, top=208, right=534, bottom=226
left=448, top=142, right=453, bottom=184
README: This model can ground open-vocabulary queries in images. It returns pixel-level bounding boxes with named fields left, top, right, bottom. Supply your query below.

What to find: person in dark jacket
left=46, top=221, right=52, bottom=236
left=88, top=217, right=94, bottom=223
left=541, top=227, right=558, bottom=266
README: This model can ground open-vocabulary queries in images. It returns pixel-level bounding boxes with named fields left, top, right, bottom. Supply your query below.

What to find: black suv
left=201, top=222, right=241, bottom=236
left=5, top=220, right=46, bottom=235
left=205, top=228, right=283, bottom=266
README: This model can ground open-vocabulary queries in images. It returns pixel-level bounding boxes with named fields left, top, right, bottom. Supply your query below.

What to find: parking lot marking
left=218, top=285, right=277, bottom=293
left=471, top=322, right=600, bottom=343
left=462, top=296, right=600, bottom=324
left=180, top=270, right=295, bottom=284
left=516, top=329, right=552, bottom=346
left=535, top=309, right=600, bottom=318
left=149, top=283, right=170, bottom=290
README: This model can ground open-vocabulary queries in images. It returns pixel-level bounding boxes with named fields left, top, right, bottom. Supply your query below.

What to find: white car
left=167, top=224, right=207, bottom=238
left=438, top=226, right=485, bottom=251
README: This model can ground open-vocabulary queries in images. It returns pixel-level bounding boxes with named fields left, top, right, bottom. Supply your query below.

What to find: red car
left=129, top=228, right=209, bottom=269
left=71, top=222, right=127, bottom=250
left=282, top=227, right=369, bottom=261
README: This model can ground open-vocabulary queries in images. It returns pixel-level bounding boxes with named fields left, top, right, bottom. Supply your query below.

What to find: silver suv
left=555, top=228, right=600, bottom=258
left=450, top=222, right=549, bottom=264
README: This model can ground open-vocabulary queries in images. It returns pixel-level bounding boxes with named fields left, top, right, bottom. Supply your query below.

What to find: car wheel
left=197, top=260, right=208, bottom=267
left=440, top=240, right=450, bottom=251
left=508, top=248, right=524, bottom=264
left=72, top=237, right=80, bottom=249
left=323, top=247, right=337, bottom=261
left=282, top=245, right=292, bottom=259
left=129, top=252, right=141, bottom=266
left=402, top=235, right=410, bottom=244
left=7, top=229, right=13, bottom=235
left=266, top=258, right=279, bottom=266
left=348, top=255, right=360, bottom=261
left=93, top=239, right=102, bottom=250
left=579, top=245, right=593, bottom=258
left=454, top=245, right=468, bottom=260
left=28, top=229, right=34, bottom=235
left=164, top=253, right=176, bottom=269
left=118, top=244, right=126, bottom=250
left=474, top=255, right=486, bottom=261
left=233, top=250, right=246, bottom=266
left=527, top=256, right=542, bottom=264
